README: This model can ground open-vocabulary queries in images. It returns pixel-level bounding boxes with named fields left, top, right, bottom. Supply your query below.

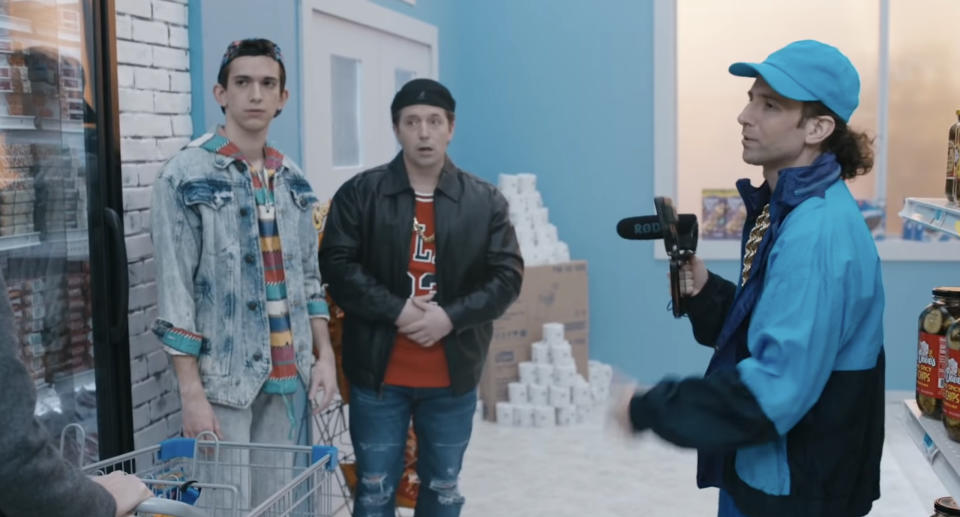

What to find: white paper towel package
left=508, top=382, right=528, bottom=404
left=533, top=363, right=554, bottom=386
left=498, top=173, right=572, bottom=266
left=518, top=361, right=537, bottom=385
left=513, top=404, right=534, bottom=427
left=531, top=341, right=550, bottom=364
left=494, top=321, right=614, bottom=427
left=496, top=402, right=514, bottom=426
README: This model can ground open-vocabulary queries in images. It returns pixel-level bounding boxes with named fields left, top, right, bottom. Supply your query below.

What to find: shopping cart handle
left=135, top=497, right=208, bottom=517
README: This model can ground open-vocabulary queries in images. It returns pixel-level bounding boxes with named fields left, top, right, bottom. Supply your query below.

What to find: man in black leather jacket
left=319, top=78, right=523, bottom=516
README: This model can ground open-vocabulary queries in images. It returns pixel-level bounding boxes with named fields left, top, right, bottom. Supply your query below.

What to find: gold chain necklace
left=740, top=203, right=771, bottom=286
left=413, top=217, right=435, bottom=243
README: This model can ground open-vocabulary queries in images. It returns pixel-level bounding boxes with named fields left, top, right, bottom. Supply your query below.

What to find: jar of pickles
left=945, top=319, right=960, bottom=441
left=918, top=288, right=960, bottom=418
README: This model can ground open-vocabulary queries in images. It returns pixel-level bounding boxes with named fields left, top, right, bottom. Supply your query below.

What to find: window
left=655, top=0, right=960, bottom=260
left=395, top=68, right=416, bottom=92
left=330, top=55, right=361, bottom=168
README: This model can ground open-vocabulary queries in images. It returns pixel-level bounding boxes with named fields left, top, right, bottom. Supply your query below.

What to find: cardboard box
left=479, top=260, right=589, bottom=421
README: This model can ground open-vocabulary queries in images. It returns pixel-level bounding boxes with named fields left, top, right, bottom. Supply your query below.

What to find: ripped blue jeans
left=349, top=384, right=476, bottom=517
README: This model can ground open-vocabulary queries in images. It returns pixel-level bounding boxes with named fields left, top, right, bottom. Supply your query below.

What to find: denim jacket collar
left=191, top=128, right=288, bottom=173
left=382, top=151, right=463, bottom=202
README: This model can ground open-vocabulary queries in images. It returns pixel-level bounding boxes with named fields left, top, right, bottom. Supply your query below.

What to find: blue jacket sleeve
left=685, top=271, right=737, bottom=348
left=629, top=370, right=778, bottom=451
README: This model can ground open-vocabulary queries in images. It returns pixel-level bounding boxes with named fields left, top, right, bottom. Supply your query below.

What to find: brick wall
left=114, top=0, right=191, bottom=448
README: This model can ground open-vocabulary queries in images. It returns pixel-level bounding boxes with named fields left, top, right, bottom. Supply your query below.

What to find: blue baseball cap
left=729, top=40, right=860, bottom=122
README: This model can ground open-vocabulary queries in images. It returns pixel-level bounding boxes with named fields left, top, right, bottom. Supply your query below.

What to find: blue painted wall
left=190, top=1, right=957, bottom=390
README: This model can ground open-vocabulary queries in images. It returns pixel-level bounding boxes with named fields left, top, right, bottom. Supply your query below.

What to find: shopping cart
left=62, top=427, right=338, bottom=517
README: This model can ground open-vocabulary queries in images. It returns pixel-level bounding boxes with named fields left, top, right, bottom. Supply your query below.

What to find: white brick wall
left=116, top=0, right=192, bottom=448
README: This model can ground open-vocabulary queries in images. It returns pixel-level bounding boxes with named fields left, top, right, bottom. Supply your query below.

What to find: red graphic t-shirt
left=383, top=192, right=451, bottom=388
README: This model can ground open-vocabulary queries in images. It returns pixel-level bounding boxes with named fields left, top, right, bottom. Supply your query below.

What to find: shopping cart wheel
left=135, top=497, right=208, bottom=517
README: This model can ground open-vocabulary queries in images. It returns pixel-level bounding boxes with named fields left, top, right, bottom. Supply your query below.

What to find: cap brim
left=728, top=62, right=818, bottom=102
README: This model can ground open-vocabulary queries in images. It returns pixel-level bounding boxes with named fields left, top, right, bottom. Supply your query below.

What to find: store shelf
left=0, top=229, right=89, bottom=258
left=899, top=197, right=960, bottom=239
left=903, top=399, right=960, bottom=500
left=0, top=232, right=41, bottom=253
left=0, top=115, right=82, bottom=133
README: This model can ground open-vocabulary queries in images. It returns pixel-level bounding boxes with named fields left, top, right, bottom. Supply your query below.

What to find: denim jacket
left=151, top=132, right=327, bottom=409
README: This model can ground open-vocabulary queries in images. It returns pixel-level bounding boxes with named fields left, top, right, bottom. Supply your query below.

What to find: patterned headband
left=219, top=39, right=284, bottom=70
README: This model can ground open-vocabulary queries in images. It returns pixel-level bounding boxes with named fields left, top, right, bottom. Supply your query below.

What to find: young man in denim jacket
left=320, top=79, right=523, bottom=516
left=150, top=39, right=338, bottom=503
left=617, top=41, right=885, bottom=517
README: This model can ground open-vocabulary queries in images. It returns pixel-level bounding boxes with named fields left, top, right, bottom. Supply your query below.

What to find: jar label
left=918, top=332, right=944, bottom=398
left=943, top=336, right=960, bottom=420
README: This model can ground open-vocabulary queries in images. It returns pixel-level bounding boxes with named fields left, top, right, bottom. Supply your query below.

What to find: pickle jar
left=918, top=288, right=960, bottom=417
left=945, top=319, right=960, bottom=441
left=948, top=110, right=960, bottom=204
left=932, top=496, right=960, bottom=517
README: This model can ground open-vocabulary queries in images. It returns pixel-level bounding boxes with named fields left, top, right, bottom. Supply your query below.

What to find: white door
left=302, top=1, right=437, bottom=202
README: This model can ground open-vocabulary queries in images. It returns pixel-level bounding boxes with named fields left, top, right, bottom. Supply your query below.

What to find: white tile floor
left=326, top=391, right=946, bottom=516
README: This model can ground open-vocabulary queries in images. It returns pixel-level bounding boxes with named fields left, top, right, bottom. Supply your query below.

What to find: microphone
left=616, top=197, right=699, bottom=318
left=616, top=214, right=698, bottom=240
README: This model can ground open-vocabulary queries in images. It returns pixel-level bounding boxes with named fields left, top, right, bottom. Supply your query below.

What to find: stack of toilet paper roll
left=498, top=173, right=571, bottom=266
left=495, top=322, right=614, bottom=427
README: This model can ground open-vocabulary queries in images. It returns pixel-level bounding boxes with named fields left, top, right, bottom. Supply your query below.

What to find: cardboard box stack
left=495, top=322, right=613, bottom=427
left=34, top=143, right=87, bottom=232
left=479, top=261, right=590, bottom=420
left=0, top=139, right=88, bottom=238
left=0, top=141, right=37, bottom=237
left=498, top=173, right=570, bottom=266
left=7, top=262, right=93, bottom=384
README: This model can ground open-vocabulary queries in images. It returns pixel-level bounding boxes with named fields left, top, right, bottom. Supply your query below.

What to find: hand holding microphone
left=679, top=254, right=708, bottom=297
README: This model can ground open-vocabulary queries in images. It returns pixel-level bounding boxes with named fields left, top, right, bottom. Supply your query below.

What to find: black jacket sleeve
left=319, top=180, right=407, bottom=324
left=0, top=272, right=117, bottom=517
left=441, top=190, right=524, bottom=330
left=629, top=369, right=778, bottom=452
left=685, top=271, right=737, bottom=348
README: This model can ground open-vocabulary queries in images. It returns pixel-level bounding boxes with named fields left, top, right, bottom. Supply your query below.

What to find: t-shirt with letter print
left=383, top=191, right=451, bottom=387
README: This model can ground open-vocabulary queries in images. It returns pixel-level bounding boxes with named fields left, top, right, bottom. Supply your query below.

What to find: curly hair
left=799, top=102, right=875, bottom=179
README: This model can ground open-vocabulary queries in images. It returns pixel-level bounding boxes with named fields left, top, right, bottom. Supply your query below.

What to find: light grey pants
left=206, top=383, right=308, bottom=511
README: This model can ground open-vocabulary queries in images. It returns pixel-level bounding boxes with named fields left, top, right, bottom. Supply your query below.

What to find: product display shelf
left=1, top=229, right=89, bottom=259
left=0, top=232, right=41, bottom=253
left=899, top=197, right=960, bottom=238
left=903, top=399, right=960, bottom=500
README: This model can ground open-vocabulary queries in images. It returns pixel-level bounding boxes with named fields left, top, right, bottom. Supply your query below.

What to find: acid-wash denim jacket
left=151, top=132, right=328, bottom=409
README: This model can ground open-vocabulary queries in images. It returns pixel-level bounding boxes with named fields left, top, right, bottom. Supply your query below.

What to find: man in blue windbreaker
left=622, top=40, right=885, bottom=517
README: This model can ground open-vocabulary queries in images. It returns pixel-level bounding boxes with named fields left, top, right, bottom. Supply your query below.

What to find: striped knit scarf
left=204, top=135, right=298, bottom=395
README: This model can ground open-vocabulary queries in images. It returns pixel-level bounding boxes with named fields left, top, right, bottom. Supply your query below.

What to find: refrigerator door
left=0, top=0, right=130, bottom=463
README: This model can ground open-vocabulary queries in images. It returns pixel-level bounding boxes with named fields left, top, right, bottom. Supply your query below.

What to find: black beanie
left=390, top=78, right=455, bottom=116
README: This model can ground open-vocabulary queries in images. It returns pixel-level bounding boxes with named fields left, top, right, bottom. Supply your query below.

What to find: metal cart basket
left=65, top=427, right=338, bottom=517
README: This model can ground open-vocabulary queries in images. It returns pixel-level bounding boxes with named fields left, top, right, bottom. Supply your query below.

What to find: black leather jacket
left=319, top=153, right=523, bottom=394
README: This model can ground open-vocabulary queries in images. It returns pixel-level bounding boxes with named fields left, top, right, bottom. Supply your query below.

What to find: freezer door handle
left=104, top=207, right=128, bottom=340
